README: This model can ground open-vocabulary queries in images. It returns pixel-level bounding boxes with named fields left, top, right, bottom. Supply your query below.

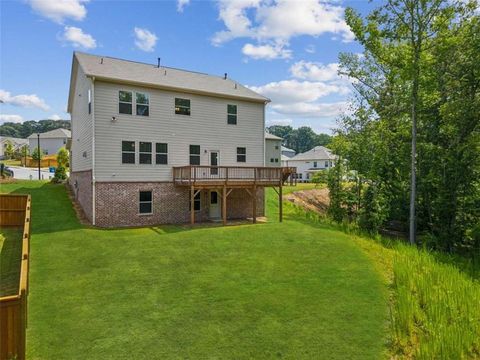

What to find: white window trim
left=227, top=104, right=237, bottom=125
left=175, top=97, right=191, bottom=116
left=155, top=143, right=168, bottom=165
left=121, top=140, right=136, bottom=165
left=135, top=91, right=150, bottom=117
left=139, top=141, right=153, bottom=165
left=119, top=90, right=133, bottom=115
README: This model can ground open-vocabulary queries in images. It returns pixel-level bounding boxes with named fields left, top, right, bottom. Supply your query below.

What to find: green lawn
left=1, top=181, right=387, bottom=359
left=0, top=226, right=23, bottom=296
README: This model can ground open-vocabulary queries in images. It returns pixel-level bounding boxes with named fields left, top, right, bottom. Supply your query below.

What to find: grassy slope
left=1, top=181, right=387, bottom=359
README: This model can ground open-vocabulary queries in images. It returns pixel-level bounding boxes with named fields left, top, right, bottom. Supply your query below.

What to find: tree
left=57, top=147, right=69, bottom=168
left=266, top=125, right=332, bottom=153
left=3, top=140, right=14, bottom=159
left=31, top=147, right=43, bottom=161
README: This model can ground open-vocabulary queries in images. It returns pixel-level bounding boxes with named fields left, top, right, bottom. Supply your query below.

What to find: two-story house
left=28, top=128, right=71, bottom=155
left=68, top=52, right=289, bottom=227
left=264, top=132, right=282, bottom=167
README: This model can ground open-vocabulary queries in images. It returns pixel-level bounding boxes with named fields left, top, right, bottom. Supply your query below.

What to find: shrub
left=57, top=147, right=69, bottom=168
left=52, top=166, right=67, bottom=183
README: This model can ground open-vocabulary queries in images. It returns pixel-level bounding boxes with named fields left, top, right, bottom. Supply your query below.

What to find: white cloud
left=27, top=0, right=89, bottom=23
left=266, top=118, right=293, bottom=126
left=48, top=114, right=62, bottom=120
left=134, top=27, right=158, bottom=52
left=212, top=0, right=354, bottom=58
left=0, top=114, right=24, bottom=124
left=242, top=42, right=291, bottom=60
left=290, top=61, right=340, bottom=82
left=61, top=26, right=96, bottom=49
left=177, top=0, right=190, bottom=12
left=249, top=79, right=349, bottom=104
left=0, top=89, right=50, bottom=111
left=271, top=101, right=348, bottom=118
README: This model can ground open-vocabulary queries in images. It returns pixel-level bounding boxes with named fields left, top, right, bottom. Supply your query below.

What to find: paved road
left=7, top=165, right=55, bottom=180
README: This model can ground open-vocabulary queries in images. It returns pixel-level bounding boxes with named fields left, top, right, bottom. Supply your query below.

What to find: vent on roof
left=224, top=73, right=227, bottom=80
left=157, top=57, right=161, bottom=68
left=100, top=58, right=103, bottom=64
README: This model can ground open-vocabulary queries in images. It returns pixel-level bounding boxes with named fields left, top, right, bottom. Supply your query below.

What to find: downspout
left=91, top=76, right=96, bottom=225
left=263, top=101, right=267, bottom=167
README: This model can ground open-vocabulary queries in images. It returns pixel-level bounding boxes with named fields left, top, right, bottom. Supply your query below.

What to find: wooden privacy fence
left=21, top=155, right=58, bottom=168
left=0, top=194, right=31, bottom=360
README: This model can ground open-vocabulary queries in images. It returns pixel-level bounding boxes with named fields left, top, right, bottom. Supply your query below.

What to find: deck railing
left=0, top=194, right=31, bottom=360
left=173, top=165, right=291, bottom=186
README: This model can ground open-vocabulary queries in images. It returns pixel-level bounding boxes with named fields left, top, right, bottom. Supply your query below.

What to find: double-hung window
left=139, top=191, right=153, bottom=214
left=119, top=91, right=133, bottom=115
left=122, top=141, right=135, bottom=164
left=156, top=143, right=168, bottom=164
left=136, top=92, right=149, bottom=116
left=227, top=104, right=237, bottom=125
left=237, top=147, right=246, bottom=163
left=139, top=142, right=152, bottom=164
left=314, top=161, right=317, bottom=168
left=189, top=145, right=200, bottom=165
left=325, top=161, right=329, bottom=168
left=175, top=98, right=190, bottom=115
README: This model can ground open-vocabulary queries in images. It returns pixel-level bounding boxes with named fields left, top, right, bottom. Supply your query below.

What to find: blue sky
left=0, top=0, right=373, bottom=134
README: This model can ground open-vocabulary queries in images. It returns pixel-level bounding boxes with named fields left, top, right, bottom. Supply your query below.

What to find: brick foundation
left=69, top=170, right=93, bottom=222
left=94, top=182, right=265, bottom=228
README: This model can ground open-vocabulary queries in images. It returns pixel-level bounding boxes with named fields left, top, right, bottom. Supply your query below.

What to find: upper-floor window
left=275, top=145, right=279, bottom=150
left=175, top=98, right=190, bottom=115
left=325, top=161, right=329, bottom=167
left=119, top=91, right=133, bottom=115
left=156, top=143, right=168, bottom=165
left=88, top=89, right=92, bottom=114
left=136, top=92, right=149, bottom=116
left=122, top=141, right=135, bottom=164
left=139, top=142, right=152, bottom=164
left=313, top=161, right=317, bottom=168
left=139, top=191, right=153, bottom=214
left=190, top=145, right=200, bottom=165
left=237, top=147, right=246, bottom=162
left=227, top=104, right=237, bottom=125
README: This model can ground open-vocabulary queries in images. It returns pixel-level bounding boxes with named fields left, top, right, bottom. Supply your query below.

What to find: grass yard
left=0, top=226, right=23, bottom=297
left=1, top=181, right=388, bottom=359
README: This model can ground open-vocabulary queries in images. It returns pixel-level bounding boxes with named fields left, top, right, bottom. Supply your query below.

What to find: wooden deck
left=172, top=166, right=296, bottom=225
left=173, top=165, right=296, bottom=187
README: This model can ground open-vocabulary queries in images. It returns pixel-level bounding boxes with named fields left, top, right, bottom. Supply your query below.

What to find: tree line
left=266, top=125, right=332, bottom=154
left=325, top=0, right=479, bottom=253
left=0, top=119, right=70, bottom=138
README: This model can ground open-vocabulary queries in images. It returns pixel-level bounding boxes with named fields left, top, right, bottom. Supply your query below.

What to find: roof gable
left=290, top=146, right=336, bottom=161
left=28, top=128, right=71, bottom=139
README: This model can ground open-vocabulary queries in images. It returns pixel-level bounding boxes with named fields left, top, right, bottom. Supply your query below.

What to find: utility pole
left=37, top=133, right=41, bottom=180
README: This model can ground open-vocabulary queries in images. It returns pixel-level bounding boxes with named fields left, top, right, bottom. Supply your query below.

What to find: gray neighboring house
left=0, top=137, right=28, bottom=159
left=281, top=146, right=296, bottom=158
left=28, top=128, right=71, bottom=155
left=282, top=146, right=337, bottom=182
left=265, top=132, right=282, bottom=167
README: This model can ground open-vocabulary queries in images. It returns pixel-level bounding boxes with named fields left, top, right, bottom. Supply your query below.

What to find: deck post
left=279, top=182, right=283, bottom=222
left=252, top=185, right=257, bottom=224
left=190, top=186, right=195, bottom=225
left=222, top=185, right=227, bottom=225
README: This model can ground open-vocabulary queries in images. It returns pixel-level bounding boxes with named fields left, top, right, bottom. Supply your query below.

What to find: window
left=270, top=158, right=274, bottom=163
left=175, top=98, right=190, bottom=115
left=237, top=147, right=246, bottom=162
left=190, top=191, right=201, bottom=211
left=88, top=89, right=92, bottom=114
left=136, top=92, right=149, bottom=116
left=139, top=142, right=152, bottom=164
left=275, top=145, right=279, bottom=150
left=189, top=145, right=200, bottom=165
left=139, top=191, right=152, bottom=214
left=156, top=143, right=168, bottom=164
left=122, top=141, right=135, bottom=164
left=325, top=161, right=329, bottom=168
left=275, top=158, right=279, bottom=163
left=119, top=91, right=133, bottom=114
left=227, top=104, right=237, bottom=125
left=314, top=161, right=317, bottom=168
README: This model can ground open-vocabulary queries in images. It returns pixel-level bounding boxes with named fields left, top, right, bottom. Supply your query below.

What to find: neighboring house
left=281, top=146, right=296, bottom=158
left=282, top=146, right=336, bottom=182
left=0, top=137, right=28, bottom=159
left=28, top=128, right=71, bottom=155
left=265, top=132, right=282, bottom=167
left=67, top=52, right=289, bottom=227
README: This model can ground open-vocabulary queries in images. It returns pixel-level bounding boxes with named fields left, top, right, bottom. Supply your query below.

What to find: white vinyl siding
left=93, top=81, right=265, bottom=181
left=70, top=65, right=93, bottom=171
left=265, top=138, right=281, bottom=167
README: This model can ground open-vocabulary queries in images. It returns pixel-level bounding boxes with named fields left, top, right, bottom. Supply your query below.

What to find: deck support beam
left=190, top=186, right=195, bottom=225
left=222, top=186, right=227, bottom=225
left=252, top=185, right=257, bottom=224
left=279, top=183, right=283, bottom=222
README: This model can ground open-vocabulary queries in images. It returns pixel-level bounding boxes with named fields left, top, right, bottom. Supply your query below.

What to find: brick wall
left=94, top=182, right=265, bottom=228
left=69, top=170, right=93, bottom=222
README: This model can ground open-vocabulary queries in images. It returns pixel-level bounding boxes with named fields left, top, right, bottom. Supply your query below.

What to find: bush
left=52, top=166, right=67, bottom=183
left=57, top=147, right=69, bottom=168
left=358, top=185, right=387, bottom=234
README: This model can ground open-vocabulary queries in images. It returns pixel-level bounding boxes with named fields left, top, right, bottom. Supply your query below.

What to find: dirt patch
left=284, top=188, right=330, bottom=215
